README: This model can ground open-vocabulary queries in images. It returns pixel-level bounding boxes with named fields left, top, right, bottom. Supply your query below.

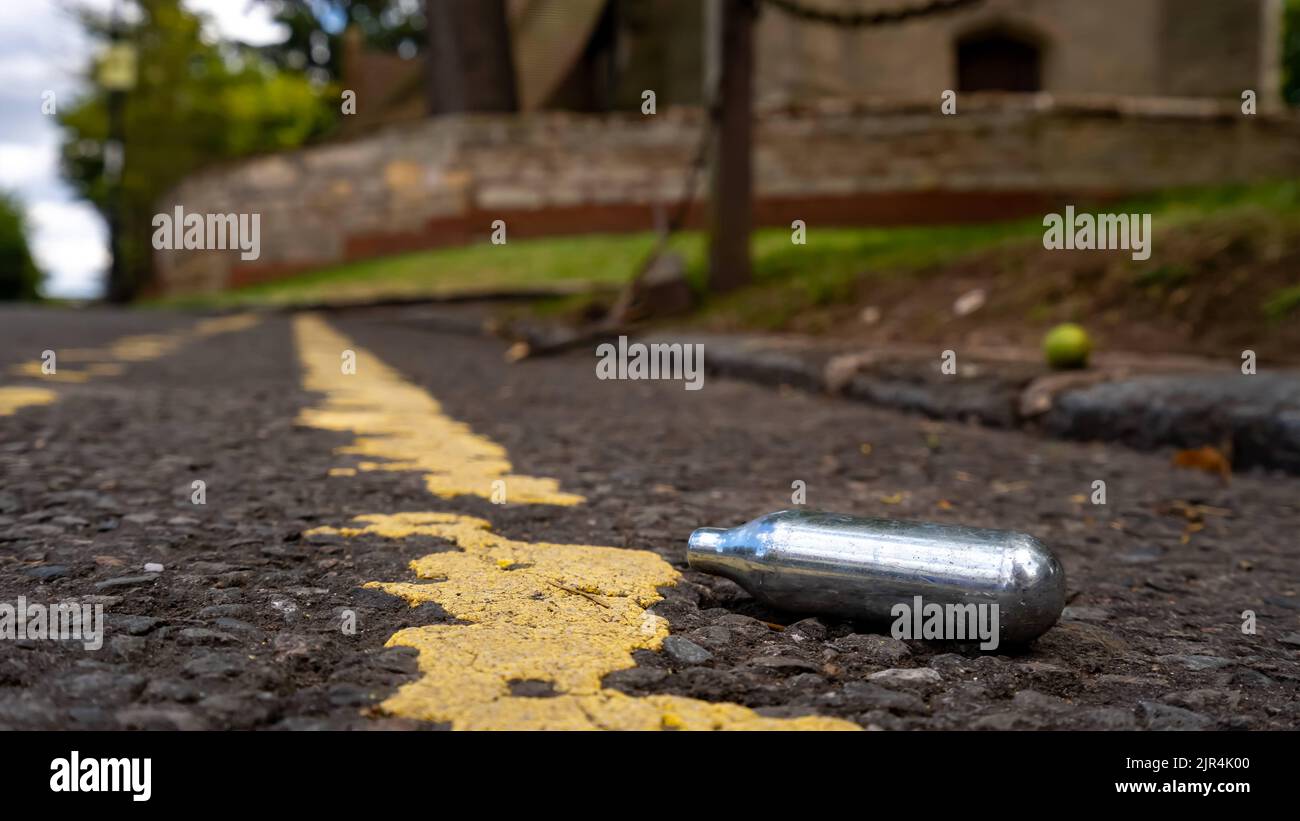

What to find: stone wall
left=752, top=0, right=1279, bottom=105
left=153, top=94, right=1300, bottom=296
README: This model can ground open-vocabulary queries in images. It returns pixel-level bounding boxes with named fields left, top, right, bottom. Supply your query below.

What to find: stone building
left=152, top=0, right=1297, bottom=296
left=344, top=0, right=1283, bottom=128
left=751, top=0, right=1282, bottom=106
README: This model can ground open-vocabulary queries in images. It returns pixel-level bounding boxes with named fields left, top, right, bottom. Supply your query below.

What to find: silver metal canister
left=688, top=509, right=1066, bottom=643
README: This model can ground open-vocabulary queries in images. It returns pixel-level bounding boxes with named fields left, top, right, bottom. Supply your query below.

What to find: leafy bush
left=0, top=192, right=41, bottom=301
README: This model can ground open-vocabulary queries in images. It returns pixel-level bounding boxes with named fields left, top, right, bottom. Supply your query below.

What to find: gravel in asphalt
left=1, top=306, right=1297, bottom=730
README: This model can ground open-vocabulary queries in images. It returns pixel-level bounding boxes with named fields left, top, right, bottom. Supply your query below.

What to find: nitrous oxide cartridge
left=687, top=510, right=1066, bottom=644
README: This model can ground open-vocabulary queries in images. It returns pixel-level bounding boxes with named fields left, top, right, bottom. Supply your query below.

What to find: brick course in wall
left=153, top=94, right=1300, bottom=296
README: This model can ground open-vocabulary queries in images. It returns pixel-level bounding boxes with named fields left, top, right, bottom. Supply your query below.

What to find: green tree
left=58, top=0, right=336, bottom=299
left=0, top=192, right=42, bottom=301
left=255, top=0, right=427, bottom=82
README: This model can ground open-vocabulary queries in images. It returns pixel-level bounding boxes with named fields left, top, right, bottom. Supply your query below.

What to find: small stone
left=687, top=625, right=731, bottom=647
left=953, top=288, right=986, bottom=317
left=182, top=652, right=244, bottom=678
left=143, top=562, right=164, bottom=573
left=116, top=706, right=207, bottom=731
left=868, top=667, right=942, bottom=687
left=177, top=628, right=238, bottom=646
left=143, top=679, right=201, bottom=702
left=23, top=565, right=69, bottom=581
left=122, top=513, right=157, bottom=525
left=198, top=603, right=247, bottom=618
left=1156, top=654, right=1233, bottom=671
left=0, top=691, right=60, bottom=726
left=662, top=635, right=713, bottom=665
left=94, top=575, right=157, bottom=590
left=926, top=653, right=969, bottom=675
left=1139, top=701, right=1213, bottom=731
left=712, top=613, right=770, bottom=639
left=66, top=706, right=116, bottom=729
left=273, top=632, right=311, bottom=656
left=841, top=681, right=928, bottom=714
left=213, top=618, right=260, bottom=634
left=1161, top=689, right=1239, bottom=711
left=61, top=671, right=145, bottom=704
left=1011, top=689, right=1071, bottom=712
left=1061, top=606, right=1109, bottom=622
left=109, top=635, right=147, bottom=661
left=1079, top=707, right=1137, bottom=730
left=748, top=656, right=821, bottom=674
left=1232, top=668, right=1276, bottom=688
left=833, top=633, right=911, bottom=664
left=196, top=693, right=278, bottom=728
left=269, top=598, right=300, bottom=618
left=328, top=684, right=374, bottom=706
left=1019, top=661, right=1073, bottom=684
left=117, top=615, right=161, bottom=636
left=787, top=672, right=826, bottom=689
left=787, top=618, right=827, bottom=641
left=972, top=712, right=1042, bottom=731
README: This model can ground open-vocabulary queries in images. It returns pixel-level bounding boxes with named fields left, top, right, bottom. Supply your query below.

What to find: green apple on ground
left=1043, top=323, right=1092, bottom=369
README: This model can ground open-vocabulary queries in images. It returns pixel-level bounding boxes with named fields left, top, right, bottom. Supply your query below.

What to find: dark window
left=956, top=31, right=1042, bottom=92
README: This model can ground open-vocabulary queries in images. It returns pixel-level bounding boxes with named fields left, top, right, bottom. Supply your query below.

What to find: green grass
left=157, top=233, right=673, bottom=308
left=1264, top=284, right=1300, bottom=320
left=161, top=220, right=1038, bottom=315
left=158, top=181, right=1300, bottom=328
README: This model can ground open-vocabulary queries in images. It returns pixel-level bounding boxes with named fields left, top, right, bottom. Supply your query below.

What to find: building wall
left=340, top=0, right=1279, bottom=125
left=152, top=95, right=1300, bottom=296
left=752, top=0, right=1275, bottom=106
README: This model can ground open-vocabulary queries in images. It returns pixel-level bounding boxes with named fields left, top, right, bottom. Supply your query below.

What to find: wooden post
left=706, top=0, right=754, bottom=292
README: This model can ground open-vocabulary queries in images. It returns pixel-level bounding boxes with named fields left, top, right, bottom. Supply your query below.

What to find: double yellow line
left=293, top=314, right=855, bottom=730
left=0, top=314, right=260, bottom=416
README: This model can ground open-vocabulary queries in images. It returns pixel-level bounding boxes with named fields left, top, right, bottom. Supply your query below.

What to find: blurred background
left=2, top=0, right=1299, bottom=359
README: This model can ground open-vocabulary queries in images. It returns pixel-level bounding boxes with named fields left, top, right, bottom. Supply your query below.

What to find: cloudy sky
left=0, top=1, right=288, bottom=298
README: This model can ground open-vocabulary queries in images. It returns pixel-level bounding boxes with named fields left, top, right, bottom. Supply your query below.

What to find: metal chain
left=758, top=0, right=983, bottom=27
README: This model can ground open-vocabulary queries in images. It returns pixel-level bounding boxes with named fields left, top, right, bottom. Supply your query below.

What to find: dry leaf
left=1172, top=446, right=1231, bottom=481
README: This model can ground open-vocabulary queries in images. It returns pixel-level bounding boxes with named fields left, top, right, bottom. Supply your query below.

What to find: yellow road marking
left=294, top=314, right=856, bottom=730
left=294, top=314, right=581, bottom=505
left=3, top=313, right=261, bottom=396
left=0, top=386, right=57, bottom=416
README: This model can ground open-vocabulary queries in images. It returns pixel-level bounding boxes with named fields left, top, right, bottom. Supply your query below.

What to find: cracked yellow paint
left=0, top=386, right=57, bottom=416
left=293, top=313, right=582, bottom=505
left=295, top=316, right=857, bottom=731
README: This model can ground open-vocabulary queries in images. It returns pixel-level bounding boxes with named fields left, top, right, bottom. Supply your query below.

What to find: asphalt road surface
left=1, top=305, right=1297, bottom=730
